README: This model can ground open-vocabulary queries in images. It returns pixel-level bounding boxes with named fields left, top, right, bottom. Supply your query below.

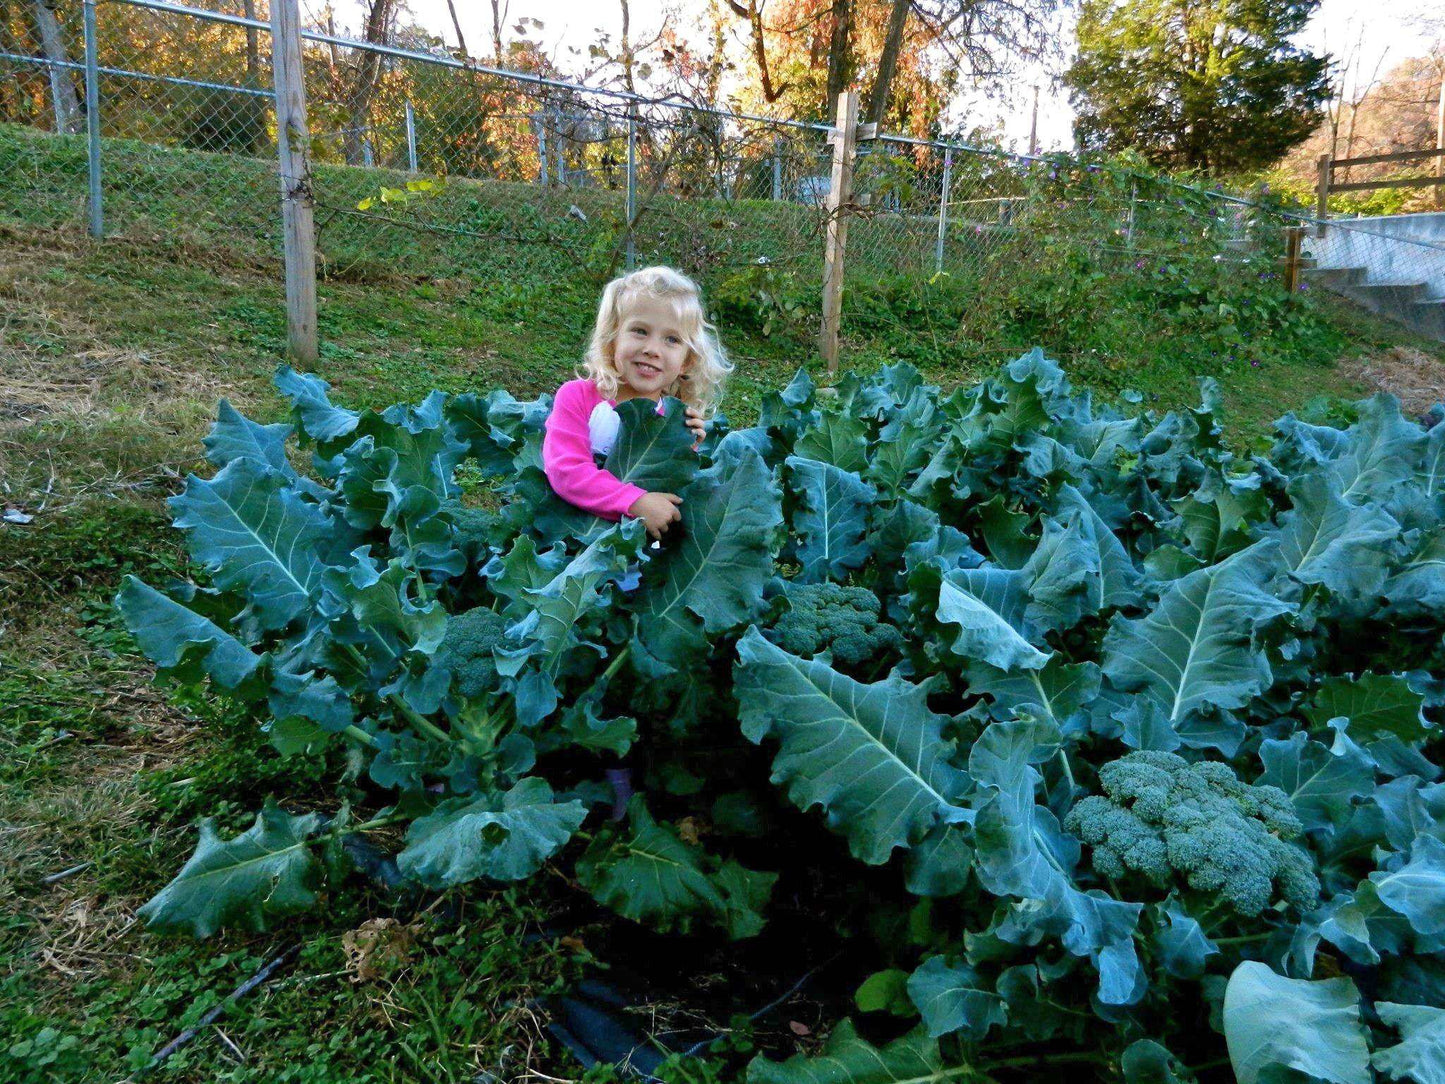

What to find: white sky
left=327, top=0, right=1441, bottom=152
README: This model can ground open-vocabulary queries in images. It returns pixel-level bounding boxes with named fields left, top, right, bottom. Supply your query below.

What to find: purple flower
left=1252, top=360, right=1260, bottom=367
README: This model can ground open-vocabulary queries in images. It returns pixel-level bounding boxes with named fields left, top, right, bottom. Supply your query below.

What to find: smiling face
left=612, top=295, right=692, bottom=401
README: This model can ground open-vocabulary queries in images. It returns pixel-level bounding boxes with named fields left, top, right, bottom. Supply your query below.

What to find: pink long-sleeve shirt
left=542, top=378, right=655, bottom=520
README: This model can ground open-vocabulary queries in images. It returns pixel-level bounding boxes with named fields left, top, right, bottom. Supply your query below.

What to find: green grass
left=1, top=116, right=1443, bottom=1082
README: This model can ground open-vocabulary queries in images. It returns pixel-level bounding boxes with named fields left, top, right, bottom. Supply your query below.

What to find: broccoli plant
left=117, top=353, right=1445, bottom=1084
left=1065, top=751, right=1320, bottom=916
left=764, top=582, right=902, bottom=671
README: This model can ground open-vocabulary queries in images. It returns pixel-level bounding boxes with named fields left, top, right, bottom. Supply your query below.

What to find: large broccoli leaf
left=395, top=777, right=586, bottom=888
left=1370, top=836, right=1445, bottom=937
left=576, top=798, right=774, bottom=937
left=734, top=627, right=971, bottom=864
left=909, top=560, right=1052, bottom=673
left=138, top=803, right=327, bottom=937
left=794, top=408, right=869, bottom=473
left=635, top=450, right=781, bottom=666
left=1101, top=540, right=1292, bottom=742
left=1274, top=473, right=1399, bottom=597
left=1372, top=1002, right=1445, bottom=1084
left=273, top=365, right=360, bottom=445
left=906, top=956, right=1007, bottom=1040
left=786, top=455, right=875, bottom=583
left=1309, top=673, right=1431, bottom=746
left=204, top=399, right=294, bottom=475
left=170, top=458, right=336, bottom=632
left=969, top=719, right=1144, bottom=1005
left=116, top=576, right=264, bottom=691
left=747, top=1021, right=972, bottom=1084
left=1223, top=963, right=1371, bottom=1084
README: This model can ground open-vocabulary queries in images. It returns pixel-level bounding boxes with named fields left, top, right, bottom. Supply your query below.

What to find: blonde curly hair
left=582, top=266, right=732, bottom=415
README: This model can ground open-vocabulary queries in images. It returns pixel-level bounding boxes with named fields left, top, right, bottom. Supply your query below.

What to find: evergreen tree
left=1065, top=0, right=1330, bottom=174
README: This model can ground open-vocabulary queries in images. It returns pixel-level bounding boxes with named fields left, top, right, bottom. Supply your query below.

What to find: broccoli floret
left=1063, top=751, right=1320, bottom=917
left=765, top=583, right=903, bottom=669
left=448, top=505, right=502, bottom=566
left=433, top=607, right=509, bottom=700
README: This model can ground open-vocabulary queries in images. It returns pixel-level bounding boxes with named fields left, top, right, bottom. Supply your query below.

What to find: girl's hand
left=684, top=407, right=706, bottom=450
left=628, top=491, right=683, bottom=539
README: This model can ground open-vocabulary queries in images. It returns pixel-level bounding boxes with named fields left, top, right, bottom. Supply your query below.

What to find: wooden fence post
left=1314, top=152, right=1331, bottom=239
left=270, top=0, right=318, bottom=365
left=1283, top=226, right=1304, bottom=293
left=83, top=0, right=102, bottom=238
left=819, top=88, right=858, bottom=375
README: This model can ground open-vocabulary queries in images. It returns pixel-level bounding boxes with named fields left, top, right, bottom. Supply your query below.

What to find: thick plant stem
left=1211, top=932, right=1273, bottom=946
left=343, top=724, right=378, bottom=748
left=336, top=641, right=453, bottom=745
left=599, top=644, right=631, bottom=685
left=982, top=1052, right=1109, bottom=1071
left=1056, top=747, right=1077, bottom=790
left=390, top=696, right=453, bottom=745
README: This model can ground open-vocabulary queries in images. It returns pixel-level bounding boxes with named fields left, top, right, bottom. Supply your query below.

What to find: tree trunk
left=825, top=0, right=854, bottom=118
left=725, top=0, right=788, bottom=103
left=1436, top=58, right=1444, bottom=210
left=343, top=0, right=392, bottom=165
left=865, top=0, right=909, bottom=128
left=32, top=0, right=81, bottom=135
left=444, top=0, right=469, bottom=59
left=242, top=0, right=260, bottom=85
left=620, top=0, right=634, bottom=95
left=491, top=0, right=504, bottom=63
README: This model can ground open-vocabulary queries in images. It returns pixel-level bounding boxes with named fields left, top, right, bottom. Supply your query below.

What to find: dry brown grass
left=0, top=230, right=267, bottom=512
left=1343, top=345, right=1445, bottom=417
left=0, top=622, right=201, bottom=1010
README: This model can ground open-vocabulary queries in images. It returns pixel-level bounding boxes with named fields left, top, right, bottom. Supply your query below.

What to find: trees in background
left=1066, top=0, right=1329, bottom=174
left=724, top=0, right=1059, bottom=137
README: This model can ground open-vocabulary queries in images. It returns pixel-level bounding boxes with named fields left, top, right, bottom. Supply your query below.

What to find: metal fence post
left=405, top=100, right=418, bottom=173
left=1126, top=177, right=1137, bottom=250
left=536, top=114, right=549, bottom=185
left=772, top=138, right=782, bottom=200
left=625, top=105, right=637, bottom=270
left=819, top=88, right=859, bottom=374
left=1315, top=152, right=1331, bottom=238
left=556, top=113, right=566, bottom=187
left=934, top=148, right=952, bottom=274
left=270, top=0, right=318, bottom=364
left=82, top=0, right=102, bottom=238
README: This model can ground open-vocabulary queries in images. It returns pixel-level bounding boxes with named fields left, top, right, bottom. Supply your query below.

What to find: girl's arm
left=543, top=382, right=648, bottom=520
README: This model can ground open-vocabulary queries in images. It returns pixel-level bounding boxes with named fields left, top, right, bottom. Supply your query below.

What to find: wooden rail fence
left=1316, top=146, right=1445, bottom=234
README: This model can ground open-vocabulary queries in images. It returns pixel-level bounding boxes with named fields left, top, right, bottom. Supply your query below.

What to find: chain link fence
left=2, top=0, right=1443, bottom=349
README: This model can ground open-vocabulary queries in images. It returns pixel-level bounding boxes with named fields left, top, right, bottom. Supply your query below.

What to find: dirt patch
left=1344, top=346, right=1445, bottom=417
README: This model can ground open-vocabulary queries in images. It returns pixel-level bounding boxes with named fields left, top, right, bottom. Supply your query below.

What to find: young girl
left=542, top=266, right=731, bottom=819
left=542, top=265, right=732, bottom=539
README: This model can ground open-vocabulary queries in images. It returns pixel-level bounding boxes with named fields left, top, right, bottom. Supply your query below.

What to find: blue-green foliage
left=116, top=351, right=1445, bottom=1083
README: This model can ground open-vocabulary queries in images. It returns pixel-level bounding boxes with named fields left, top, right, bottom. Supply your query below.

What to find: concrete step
left=1307, top=265, right=1445, bottom=340
left=1410, top=300, right=1445, bottom=340
left=1304, top=265, right=1366, bottom=289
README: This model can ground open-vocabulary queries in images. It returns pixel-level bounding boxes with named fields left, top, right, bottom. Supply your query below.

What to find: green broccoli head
left=1063, top=750, right=1319, bottom=917
left=448, top=505, right=503, bottom=565
left=433, top=607, right=510, bottom=700
left=765, top=583, right=903, bottom=669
